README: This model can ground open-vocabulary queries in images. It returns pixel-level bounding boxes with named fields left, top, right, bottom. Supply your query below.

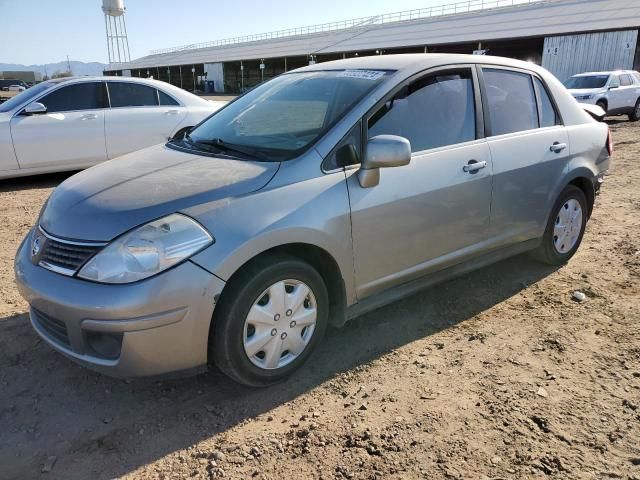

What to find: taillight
left=606, top=128, right=613, bottom=156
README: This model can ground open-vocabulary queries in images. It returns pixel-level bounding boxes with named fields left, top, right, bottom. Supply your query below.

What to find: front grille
left=32, top=308, right=71, bottom=349
left=33, top=227, right=106, bottom=275
left=40, top=239, right=101, bottom=273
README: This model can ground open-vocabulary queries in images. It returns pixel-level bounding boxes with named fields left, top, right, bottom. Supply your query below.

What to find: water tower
left=102, top=0, right=131, bottom=64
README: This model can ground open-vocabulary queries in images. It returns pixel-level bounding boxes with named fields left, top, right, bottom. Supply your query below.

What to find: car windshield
left=564, top=75, right=609, bottom=89
left=181, top=69, right=392, bottom=161
left=0, top=82, right=53, bottom=113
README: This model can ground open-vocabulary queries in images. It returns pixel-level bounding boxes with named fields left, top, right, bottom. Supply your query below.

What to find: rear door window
left=39, top=82, right=108, bottom=113
left=108, top=82, right=159, bottom=108
left=482, top=68, right=538, bottom=136
left=368, top=68, right=477, bottom=153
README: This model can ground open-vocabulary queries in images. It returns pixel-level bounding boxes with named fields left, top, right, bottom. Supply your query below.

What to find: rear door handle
left=80, top=113, right=98, bottom=120
left=165, top=109, right=179, bottom=115
left=550, top=142, right=567, bottom=153
left=463, top=160, right=487, bottom=173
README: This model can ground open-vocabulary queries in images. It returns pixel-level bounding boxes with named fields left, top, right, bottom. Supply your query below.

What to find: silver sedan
left=15, top=54, right=611, bottom=386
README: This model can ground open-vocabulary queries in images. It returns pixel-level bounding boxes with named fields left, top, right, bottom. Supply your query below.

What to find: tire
left=596, top=100, right=607, bottom=114
left=629, top=99, right=640, bottom=122
left=531, top=185, right=588, bottom=266
left=211, top=254, right=329, bottom=387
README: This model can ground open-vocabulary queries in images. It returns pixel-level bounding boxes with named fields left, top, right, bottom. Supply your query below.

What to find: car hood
left=40, top=144, right=280, bottom=241
left=568, top=88, right=603, bottom=95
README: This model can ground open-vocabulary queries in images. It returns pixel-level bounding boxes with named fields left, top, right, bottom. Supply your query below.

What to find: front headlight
left=78, top=213, right=213, bottom=284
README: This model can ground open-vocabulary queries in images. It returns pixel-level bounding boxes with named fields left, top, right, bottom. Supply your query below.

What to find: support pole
left=104, top=15, right=112, bottom=64
left=113, top=16, right=122, bottom=63
left=120, top=14, right=131, bottom=62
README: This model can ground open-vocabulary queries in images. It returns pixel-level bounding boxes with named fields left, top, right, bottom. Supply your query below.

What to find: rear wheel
left=629, top=99, right=640, bottom=122
left=532, top=185, right=588, bottom=265
left=211, top=254, right=328, bottom=387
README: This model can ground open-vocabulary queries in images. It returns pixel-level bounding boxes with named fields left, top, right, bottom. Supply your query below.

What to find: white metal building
left=105, top=0, right=640, bottom=93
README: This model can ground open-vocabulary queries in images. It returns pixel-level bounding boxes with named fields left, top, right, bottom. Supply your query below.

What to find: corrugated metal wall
left=543, top=30, right=638, bottom=82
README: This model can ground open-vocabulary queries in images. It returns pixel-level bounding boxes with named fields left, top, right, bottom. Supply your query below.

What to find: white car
left=564, top=70, right=640, bottom=121
left=8, top=85, right=26, bottom=92
left=0, top=77, right=226, bottom=179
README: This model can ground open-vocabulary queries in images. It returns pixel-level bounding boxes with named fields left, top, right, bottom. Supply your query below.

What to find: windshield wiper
left=186, top=135, right=272, bottom=161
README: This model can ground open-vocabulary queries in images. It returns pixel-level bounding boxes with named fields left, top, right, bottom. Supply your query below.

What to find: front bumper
left=14, top=229, right=225, bottom=378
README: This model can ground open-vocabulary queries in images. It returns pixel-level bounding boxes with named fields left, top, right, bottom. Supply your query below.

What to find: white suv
left=564, top=70, right=640, bottom=121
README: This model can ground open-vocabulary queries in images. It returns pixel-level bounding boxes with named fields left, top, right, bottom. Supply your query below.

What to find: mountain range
left=0, top=61, right=107, bottom=77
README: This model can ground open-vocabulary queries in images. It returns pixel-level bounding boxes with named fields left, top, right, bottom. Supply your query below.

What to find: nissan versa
left=15, top=55, right=611, bottom=386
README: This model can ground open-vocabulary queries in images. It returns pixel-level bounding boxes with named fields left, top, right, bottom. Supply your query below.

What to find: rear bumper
left=15, top=229, right=225, bottom=378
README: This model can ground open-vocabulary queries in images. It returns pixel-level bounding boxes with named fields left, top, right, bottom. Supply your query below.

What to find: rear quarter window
left=158, top=90, right=180, bottom=106
left=533, top=77, right=560, bottom=127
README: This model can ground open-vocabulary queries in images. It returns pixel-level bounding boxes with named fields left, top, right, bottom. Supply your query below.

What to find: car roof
left=292, top=53, right=546, bottom=76
left=37, top=76, right=212, bottom=107
left=47, top=75, right=171, bottom=86
left=572, top=71, right=635, bottom=77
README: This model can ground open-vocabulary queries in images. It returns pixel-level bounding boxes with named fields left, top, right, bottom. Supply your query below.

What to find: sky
left=0, top=0, right=448, bottom=65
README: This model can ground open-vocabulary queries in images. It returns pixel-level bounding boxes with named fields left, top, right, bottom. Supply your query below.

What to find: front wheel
left=211, top=254, right=329, bottom=387
left=629, top=99, right=640, bottom=122
left=596, top=100, right=608, bottom=115
left=532, top=185, right=588, bottom=265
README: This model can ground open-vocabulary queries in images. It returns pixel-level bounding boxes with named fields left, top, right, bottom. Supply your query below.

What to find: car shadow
left=0, top=253, right=558, bottom=479
left=0, top=171, right=77, bottom=193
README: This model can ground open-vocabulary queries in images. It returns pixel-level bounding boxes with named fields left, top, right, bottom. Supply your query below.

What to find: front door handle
left=550, top=142, right=567, bottom=153
left=80, top=113, right=98, bottom=120
left=463, top=160, right=487, bottom=173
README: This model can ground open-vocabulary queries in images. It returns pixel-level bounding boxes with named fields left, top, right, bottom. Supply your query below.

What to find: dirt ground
left=0, top=120, right=638, bottom=480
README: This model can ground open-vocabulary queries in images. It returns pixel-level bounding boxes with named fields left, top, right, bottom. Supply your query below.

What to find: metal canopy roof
left=109, top=0, right=640, bottom=70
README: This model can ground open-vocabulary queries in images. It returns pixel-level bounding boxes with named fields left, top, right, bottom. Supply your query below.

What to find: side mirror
left=22, top=102, right=47, bottom=115
left=609, top=84, right=619, bottom=90
left=358, top=135, right=411, bottom=188
left=171, top=126, right=193, bottom=141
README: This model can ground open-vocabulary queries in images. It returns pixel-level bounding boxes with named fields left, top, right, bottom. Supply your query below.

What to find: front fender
left=183, top=171, right=356, bottom=304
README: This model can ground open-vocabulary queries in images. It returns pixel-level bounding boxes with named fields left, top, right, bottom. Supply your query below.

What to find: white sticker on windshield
left=338, top=70, right=386, bottom=81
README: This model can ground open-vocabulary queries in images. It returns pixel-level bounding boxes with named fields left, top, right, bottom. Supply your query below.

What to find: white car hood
left=568, top=88, right=603, bottom=96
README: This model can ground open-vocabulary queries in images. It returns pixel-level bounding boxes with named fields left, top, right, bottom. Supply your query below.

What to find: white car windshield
left=0, top=82, right=54, bottom=113
left=180, top=69, right=392, bottom=161
left=564, top=75, right=609, bottom=89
